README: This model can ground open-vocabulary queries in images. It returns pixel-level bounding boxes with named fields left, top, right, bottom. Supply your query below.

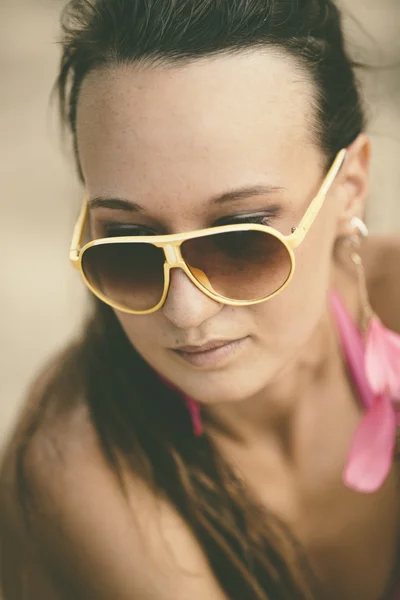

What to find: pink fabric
left=158, top=373, right=204, bottom=436
left=365, top=317, right=400, bottom=405
left=330, top=290, right=400, bottom=599
left=329, top=291, right=399, bottom=493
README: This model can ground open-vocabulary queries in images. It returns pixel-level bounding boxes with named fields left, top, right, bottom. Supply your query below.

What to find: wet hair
left=16, top=2, right=366, bottom=599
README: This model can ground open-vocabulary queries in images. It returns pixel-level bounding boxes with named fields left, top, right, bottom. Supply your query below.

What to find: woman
left=1, top=0, right=400, bottom=598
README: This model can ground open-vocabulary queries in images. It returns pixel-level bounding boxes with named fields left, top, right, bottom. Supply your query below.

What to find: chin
left=136, top=337, right=286, bottom=405
left=163, top=360, right=276, bottom=406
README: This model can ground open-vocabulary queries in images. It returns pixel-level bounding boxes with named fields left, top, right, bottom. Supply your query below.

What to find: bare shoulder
left=0, top=353, right=72, bottom=599
left=0, top=433, right=63, bottom=599
left=1, top=401, right=227, bottom=600
left=362, top=234, right=400, bottom=333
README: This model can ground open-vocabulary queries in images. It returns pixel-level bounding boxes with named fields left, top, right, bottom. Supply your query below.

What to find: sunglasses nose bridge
left=163, top=242, right=185, bottom=267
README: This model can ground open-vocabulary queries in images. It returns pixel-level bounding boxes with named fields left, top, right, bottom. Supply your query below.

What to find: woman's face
left=76, top=51, right=357, bottom=405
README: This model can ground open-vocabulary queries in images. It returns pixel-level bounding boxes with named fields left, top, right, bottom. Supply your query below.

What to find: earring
left=346, top=217, right=400, bottom=401
left=350, top=216, right=369, bottom=238
left=340, top=217, right=400, bottom=493
left=347, top=217, right=373, bottom=335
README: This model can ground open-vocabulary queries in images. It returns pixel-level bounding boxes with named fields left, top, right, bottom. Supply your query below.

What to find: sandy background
left=0, top=0, right=399, bottom=452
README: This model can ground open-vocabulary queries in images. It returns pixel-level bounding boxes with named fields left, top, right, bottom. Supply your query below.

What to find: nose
left=162, top=268, right=222, bottom=329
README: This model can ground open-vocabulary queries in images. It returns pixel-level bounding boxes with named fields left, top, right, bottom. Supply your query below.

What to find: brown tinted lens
left=82, top=242, right=165, bottom=311
left=181, top=230, right=292, bottom=301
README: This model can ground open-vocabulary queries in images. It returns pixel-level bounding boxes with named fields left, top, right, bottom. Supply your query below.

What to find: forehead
left=76, top=51, right=318, bottom=204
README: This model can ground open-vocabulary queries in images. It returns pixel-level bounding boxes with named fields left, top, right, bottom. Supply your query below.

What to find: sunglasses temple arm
left=70, top=198, right=89, bottom=266
left=289, top=148, right=347, bottom=248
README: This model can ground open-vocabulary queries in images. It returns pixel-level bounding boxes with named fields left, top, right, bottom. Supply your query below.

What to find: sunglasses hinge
left=69, top=250, right=80, bottom=267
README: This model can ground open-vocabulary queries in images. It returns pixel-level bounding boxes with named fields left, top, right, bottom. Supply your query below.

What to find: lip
left=171, top=337, right=249, bottom=368
left=173, top=339, right=240, bottom=353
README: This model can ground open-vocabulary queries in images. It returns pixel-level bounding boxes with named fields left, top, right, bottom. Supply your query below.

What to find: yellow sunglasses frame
left=70, top=148, right=347, bottom=315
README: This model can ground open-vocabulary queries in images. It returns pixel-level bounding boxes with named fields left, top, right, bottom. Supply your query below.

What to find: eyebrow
left=88, top=185, right=286, bottom=212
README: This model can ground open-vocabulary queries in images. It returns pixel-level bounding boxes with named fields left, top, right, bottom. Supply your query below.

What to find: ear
left=335, top=133, right=371, bottom=237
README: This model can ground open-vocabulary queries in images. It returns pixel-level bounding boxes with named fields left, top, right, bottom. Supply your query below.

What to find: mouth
left=171, top=337, right=250, bottom=368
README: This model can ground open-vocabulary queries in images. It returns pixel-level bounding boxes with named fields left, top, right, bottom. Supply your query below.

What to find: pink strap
left=157, top=373, right=203, bottom=436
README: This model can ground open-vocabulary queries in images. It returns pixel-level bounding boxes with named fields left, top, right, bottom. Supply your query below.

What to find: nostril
left=162, top=268, right=222, bottom=329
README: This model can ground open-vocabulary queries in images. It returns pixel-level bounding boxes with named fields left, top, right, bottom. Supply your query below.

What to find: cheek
left=254, top=229, right=335, bottom=350
left=116, top=311, right=161, bottom=356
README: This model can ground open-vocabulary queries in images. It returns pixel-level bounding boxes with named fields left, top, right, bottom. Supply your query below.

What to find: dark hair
left=16, top=2, right=367, bottom=599
left=58, top=0, right=366, bottom=181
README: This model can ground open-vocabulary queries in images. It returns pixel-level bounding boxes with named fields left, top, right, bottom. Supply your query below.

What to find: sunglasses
left=70, top=149, right=346, bottom=315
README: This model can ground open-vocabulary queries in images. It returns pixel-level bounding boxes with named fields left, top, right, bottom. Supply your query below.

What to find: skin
left=1, top=50, right=400, bottom=600
left=79, top=52, right=364, bottom=418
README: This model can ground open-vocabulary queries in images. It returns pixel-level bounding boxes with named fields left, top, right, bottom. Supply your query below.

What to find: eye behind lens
left=181, top=230, right=293, bottom=301
left=81, top=241, right=166, bottom=312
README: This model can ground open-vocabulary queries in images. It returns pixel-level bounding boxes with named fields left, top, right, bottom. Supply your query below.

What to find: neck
left=203, top=306, right=348, bottom=452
